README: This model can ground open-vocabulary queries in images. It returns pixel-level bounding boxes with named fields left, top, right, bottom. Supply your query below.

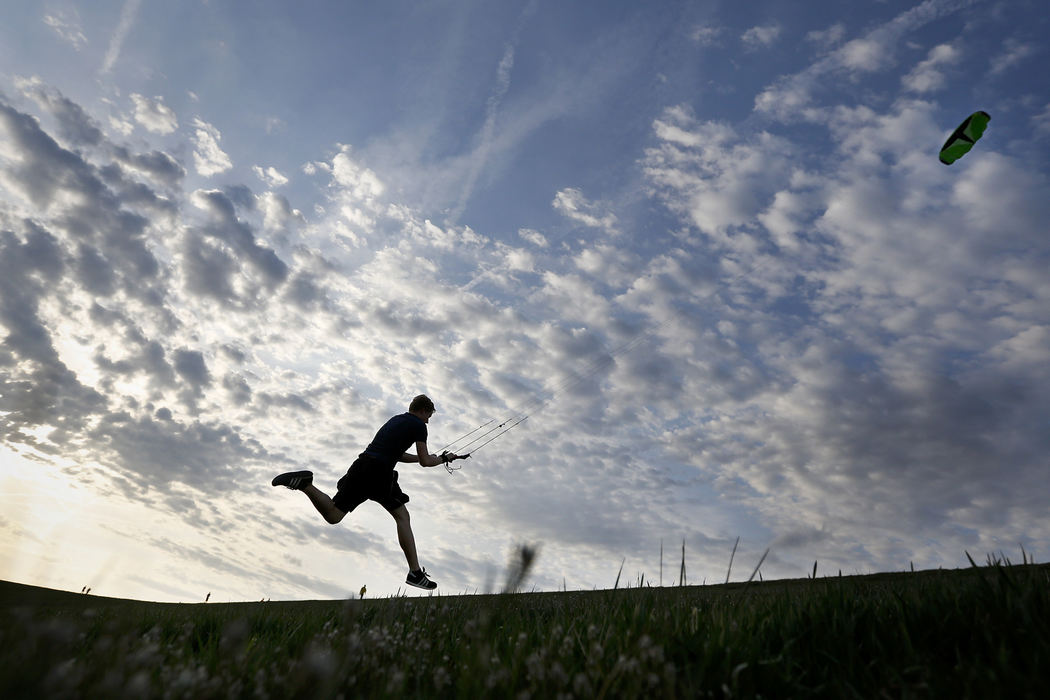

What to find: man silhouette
left=272, top=395, right=463, bottom=589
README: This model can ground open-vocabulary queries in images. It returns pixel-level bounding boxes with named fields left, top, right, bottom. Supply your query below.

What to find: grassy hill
left=3, top=562, right=1048, bottom=698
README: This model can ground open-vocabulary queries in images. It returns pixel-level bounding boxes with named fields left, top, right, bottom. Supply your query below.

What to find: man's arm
left=399, top=441, right=447, bottom=468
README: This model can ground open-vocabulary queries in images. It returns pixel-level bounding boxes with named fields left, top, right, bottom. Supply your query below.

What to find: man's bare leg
left=302, top=484, right=346, bottom=524
left=390, top=505, right=420, bottom=571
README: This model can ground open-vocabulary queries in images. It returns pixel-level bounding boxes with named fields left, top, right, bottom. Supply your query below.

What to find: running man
left=272, top=395, right=464, bottom=590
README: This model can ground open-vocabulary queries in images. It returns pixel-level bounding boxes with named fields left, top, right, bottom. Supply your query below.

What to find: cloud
left=86, top=412, right=270, bottom=490
left=309, top=146, right=388, bottom=236
left=131, top=94, right=178, bottom=134
left=741, top=24, right=781, bottom=50
left=190, top=188, right=290, bottom=291
left=17, top=78, right=104, bottom=146
left=264, top=117, right=286, bottom=134
left=1034, top=104, right=1050, bottom=136
left=518, top=227, right=548, bottom=248
left=173, top=349, right=211, bottom=392
left=43, top=8, right=88, bottom=50
left=100, top=0, right=142, bottom=74
left=837, top=38, right=888, bottom=72
left=253, top=165, right=289, bottom=188
left=191, top=118, right=233, bottom=176
left=330, top=148, right=385, bottom=200
left=552, top=188, right=619, bottom=234
left=689, top=25, right=723, bottom=47
left=644, top=107, right=794, bottom=246
left=112, top=146, right=186, bottom=189
left=0, top=222, right=109, bottom=455
left=0, top=92, right=278, bottom=506
left=989, top=38, right=1037, bottom=76
left=108, top=116, right=135, bottom=137
left=805, top=23, right=845, bottom=48
left=258, top=191, right=304, bottom=232
left=0, top=99, right=106, bottom=210
left=902, top=43, right=960, bottom=93
left=755, top=0, right=982, bottom=120
left=448, top=42, right=517, bottom=225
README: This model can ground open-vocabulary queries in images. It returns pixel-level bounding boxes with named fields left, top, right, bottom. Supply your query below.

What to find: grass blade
left=679, top=540, right=687, bottom=587
left=747, top=548, right=770, bottom=583
left=726, top=536, right=740, bottom=584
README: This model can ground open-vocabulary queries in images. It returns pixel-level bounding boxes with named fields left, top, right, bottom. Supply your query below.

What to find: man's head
left=409, top=394, right=436, bottom=421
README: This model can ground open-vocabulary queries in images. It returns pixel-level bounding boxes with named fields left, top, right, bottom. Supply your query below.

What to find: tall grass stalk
left=678, top=539, right=686, bottom=586
left=501, top=543, right=538, bottom=594
left=726, top=535, right=740, bottom=584
left=747, top=548, right=770, bottom=583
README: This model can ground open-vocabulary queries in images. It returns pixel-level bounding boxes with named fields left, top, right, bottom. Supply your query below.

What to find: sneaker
left=406, top=568, right=437, bottom=590
left=271, top=470, right=313, bottom=490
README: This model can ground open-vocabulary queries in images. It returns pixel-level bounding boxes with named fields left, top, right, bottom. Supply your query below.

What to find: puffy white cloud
left=253, top=165, right=289, bottom=188
left=552, top=188, right=619, bottom=234
left=838, top=38, right=887, bottom=72
left=758, top=188, right=813, bottom=252
left=902, top=43, right=960, bottom=93
left=191, top=118, right=232, bottom=176
left=518, top=227, right=548, bottom=248
left=644, top=107, right=794, bottom=245
left=331, top=147, right=385, bottom=198
left=304, top=149, right=389, bottom=238
left=109, top=116, right=135, bottom=136
left=130, top=94, right=178, bottom=134
left=258, top=191, right=304, bottom=232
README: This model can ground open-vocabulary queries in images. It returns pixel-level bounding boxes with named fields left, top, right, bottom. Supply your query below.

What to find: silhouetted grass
left=2, top=560, right=1048, bottom=698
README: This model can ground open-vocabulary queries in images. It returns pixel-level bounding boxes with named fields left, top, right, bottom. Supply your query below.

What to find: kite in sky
left=939, top=111, right=991, bottom=165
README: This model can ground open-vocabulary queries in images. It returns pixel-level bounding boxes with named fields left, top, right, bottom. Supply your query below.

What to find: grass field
left=2, top=559, right=1048, bottom=698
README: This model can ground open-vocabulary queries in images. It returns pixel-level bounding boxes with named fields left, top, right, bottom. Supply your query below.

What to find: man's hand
left=440, top=451, right=470, bottom=473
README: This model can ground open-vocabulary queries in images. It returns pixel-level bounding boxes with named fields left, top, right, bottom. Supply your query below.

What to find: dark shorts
left=331, top=455, right=410, bottom=514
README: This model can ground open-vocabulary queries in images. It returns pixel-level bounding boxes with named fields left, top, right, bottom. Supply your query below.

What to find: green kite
left=939, top=111, right=990, bottom=165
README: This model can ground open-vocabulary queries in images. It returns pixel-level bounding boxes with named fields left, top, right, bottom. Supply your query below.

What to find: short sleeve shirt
left=361, top=413, right=428, bottom=468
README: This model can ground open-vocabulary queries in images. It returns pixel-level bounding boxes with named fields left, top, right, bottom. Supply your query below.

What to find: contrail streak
left=101, top=0, right=142, bottom=74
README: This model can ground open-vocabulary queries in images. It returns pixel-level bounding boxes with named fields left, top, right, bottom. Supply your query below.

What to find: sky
left=1, top=0, right=1048, bottom=603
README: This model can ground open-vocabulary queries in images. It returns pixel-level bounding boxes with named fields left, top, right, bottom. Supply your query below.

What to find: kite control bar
left=441, top=450, right=471, bottom=474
